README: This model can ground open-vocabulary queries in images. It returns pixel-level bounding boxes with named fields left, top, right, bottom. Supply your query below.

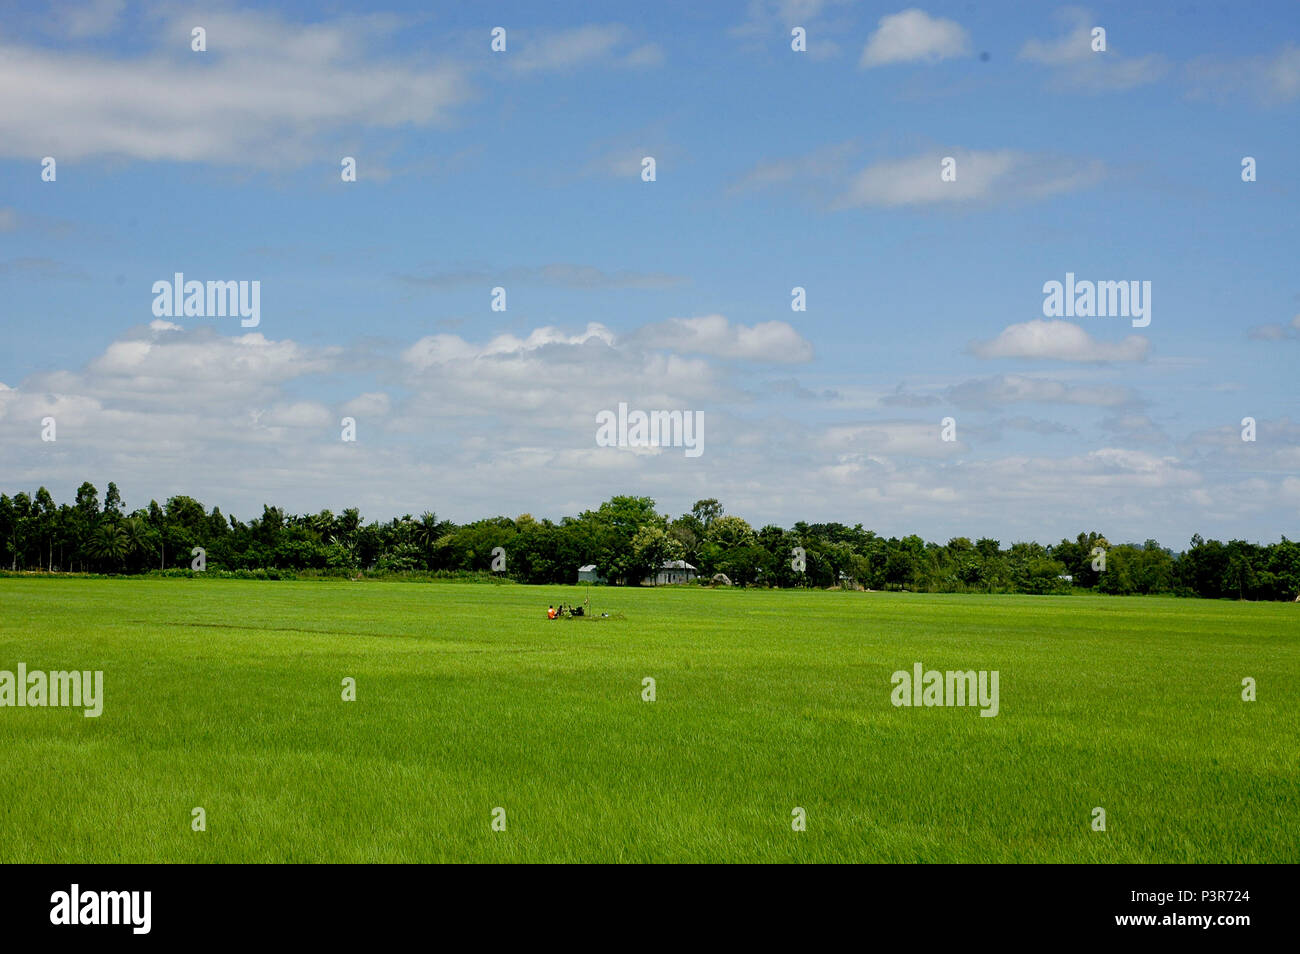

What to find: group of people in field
left=546, top=603, right=584, bottom=619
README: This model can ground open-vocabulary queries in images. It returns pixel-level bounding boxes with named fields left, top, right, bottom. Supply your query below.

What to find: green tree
left=73, top=482, right=100, bottom=571
left=87, top=522, right=129, bottom=569
left=121, top=516, right=153, bottom=572
left=412, top=511, right=441, bottom=565
left=706, top=514, right=757, bottom=550
left=690, top=498, right=723, bottom=531
left=627, top=525, right=680, bottom=585
left=34, top=487, right=57, bottom=571
left=103, top=482, right=124, bottom=519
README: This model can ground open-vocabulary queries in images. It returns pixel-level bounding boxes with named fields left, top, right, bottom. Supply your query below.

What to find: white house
left=577, top=564, right=606, bottom=584
left=644, top=560, right=698, bottom=586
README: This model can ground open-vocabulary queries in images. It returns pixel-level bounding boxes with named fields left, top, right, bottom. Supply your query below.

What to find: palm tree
left=310, top=510, right=336, bottom=543
left=87, top=523, right=129, bottom=570
left=121, top=517, right=151, bottom=570
left=413, top=512, right=440, bottom=549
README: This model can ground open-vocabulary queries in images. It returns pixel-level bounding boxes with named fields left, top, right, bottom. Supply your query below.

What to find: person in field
left=547, top=605, right=557, bottom=619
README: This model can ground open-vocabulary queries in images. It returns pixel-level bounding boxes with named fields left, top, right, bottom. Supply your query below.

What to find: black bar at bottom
left=0, top=862, right=1282, bottom=942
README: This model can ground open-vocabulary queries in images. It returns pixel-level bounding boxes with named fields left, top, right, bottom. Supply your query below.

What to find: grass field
left=0, top=578, right=1295, bottom=863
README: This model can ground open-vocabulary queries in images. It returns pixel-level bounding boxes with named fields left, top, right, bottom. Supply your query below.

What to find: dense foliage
left=2, top=484, right=1297, bottom=599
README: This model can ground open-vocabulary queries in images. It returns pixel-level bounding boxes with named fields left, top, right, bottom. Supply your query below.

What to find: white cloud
left=1020, top=12, right=1097, bottom=65
left=342, top=392, right=392, bottom=418
left=836, top=150, right=1103, bottom=208
left=403, top=323, right=616, bottom=370
left=729, top=141, right=858, bottom=195
left=1020, top=8, right=1167, bottom=91
left=0, top=10, right=469, bottom=164
left=971, top=320, right=1150, bottom=362
left=946, top=374, right=1135, bottom=409
left=1246, top=315, right=1300, bottom=341
left=1002, top=416, right=1077, bottom=436
left=1179, top=418, right=1300, bottom=475
left=860, top=9, right=970, bottom=67
left=262, top=401, right=333, bottom=429
left=580, top=141, right=677, bottom=179
left=395, top=320, right=725, bottom=438
left=730, top=0, right=854, bottom=58
left=1187, top=44, right=1300, bottom=105
left=0, top=321, right=1289, bottom=545
left=509, top=25, right=662, bottom=72
left=623, top=44, right=666, bottom=67
left=1100, top=413, right=1168, bottom=446
left=1264, top=44, right=1300, bottom=100
left=732, top=0, right=839, bottom=36
left=820, top=420, right=965, bottom=458
left=630, top=315, right=814, bottom=363
left=87, top=326, right=334, bottom=384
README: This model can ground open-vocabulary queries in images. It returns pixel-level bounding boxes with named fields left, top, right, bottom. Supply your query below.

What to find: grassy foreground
left=0, top=578, right=1295, bottom=863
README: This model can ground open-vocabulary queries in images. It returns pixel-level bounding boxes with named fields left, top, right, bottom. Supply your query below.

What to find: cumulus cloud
left=403, top=323, right=617, bottom=370
left=0, top=323, right=349, bottom=474
left=0, top=9, right=469, bottom=164
left=0, top=320, right=1288, bottom=545
left=73, top=323, right=341, bottom=407
left=970, top=320, right=1150, bottom=362
left=0, top=319, right=715, bottom=518
left=629, top=315, right=814, bottom=363
left=860, top=9, right=970, bottom=67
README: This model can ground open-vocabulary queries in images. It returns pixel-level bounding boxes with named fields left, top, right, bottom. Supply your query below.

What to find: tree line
left=1, top=483, right=1297, bottom=600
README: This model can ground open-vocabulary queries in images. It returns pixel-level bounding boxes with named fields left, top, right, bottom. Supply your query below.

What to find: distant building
left=644, top=560, right=698, bottom=586
left=577, top=564, right=606, bottom=584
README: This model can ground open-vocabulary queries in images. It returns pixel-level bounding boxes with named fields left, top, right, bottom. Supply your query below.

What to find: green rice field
left=0, top=578, right=1295, bottom=863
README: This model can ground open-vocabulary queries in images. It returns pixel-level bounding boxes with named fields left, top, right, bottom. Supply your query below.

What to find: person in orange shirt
left=547, top=605, right=558, bottom=619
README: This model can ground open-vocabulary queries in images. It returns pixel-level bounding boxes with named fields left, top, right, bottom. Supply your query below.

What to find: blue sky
left=1, top=0, right=1297, bottom=545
